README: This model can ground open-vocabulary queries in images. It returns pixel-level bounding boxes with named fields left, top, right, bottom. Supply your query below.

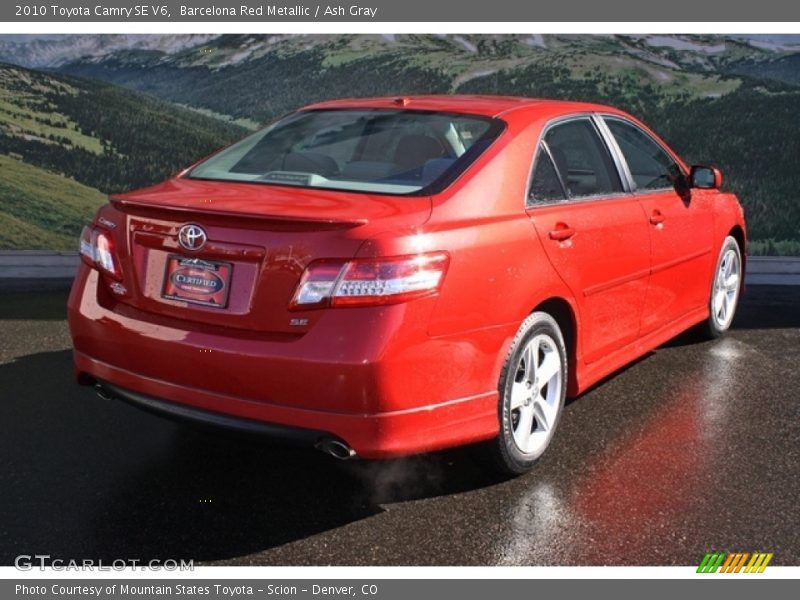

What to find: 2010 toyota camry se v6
left=68, top=95, right=746, bottom=474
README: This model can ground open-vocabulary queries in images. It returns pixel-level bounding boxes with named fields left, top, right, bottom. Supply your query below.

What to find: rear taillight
left=79, top=226, right=94, bottom=265
left=291, top=261, right=346, bottom=309
left=93, top=230, right=120, bottom=279
left=79, top=225, right=122, bottom=280
left=290, top=252, right=449, bottom=309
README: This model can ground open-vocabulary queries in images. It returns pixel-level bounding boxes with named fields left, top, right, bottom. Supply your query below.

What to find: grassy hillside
left=0, top=63, right=246, bottom=248
left=0, top=154, right=106, bottom=249
left=0, top=63, right=245, bottom=194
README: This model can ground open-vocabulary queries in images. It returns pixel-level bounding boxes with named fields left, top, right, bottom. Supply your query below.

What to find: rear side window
left=604, top=117, right=679, bottom=191
left=187, top=108, right=504, bottom=196
left=528, top=144, right=567, bottom=204
left=543, top=119, right=622, bottom=199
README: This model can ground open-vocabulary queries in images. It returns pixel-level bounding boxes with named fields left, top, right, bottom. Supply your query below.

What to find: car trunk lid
left=105, top=177, right=431, bottom=335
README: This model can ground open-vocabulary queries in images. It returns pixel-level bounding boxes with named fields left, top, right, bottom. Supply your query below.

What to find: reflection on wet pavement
left=0, top=287, right=798, bottom=565
left=496, top=337, right=761, bottom=564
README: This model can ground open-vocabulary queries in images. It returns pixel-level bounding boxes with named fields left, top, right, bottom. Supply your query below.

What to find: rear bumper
left=75, top=350, right=497, bottom=458
left=68, top=268, right=504, bottom=458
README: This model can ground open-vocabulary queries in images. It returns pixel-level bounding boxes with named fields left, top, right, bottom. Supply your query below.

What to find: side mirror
left=691, top=165, right=723, bottom=190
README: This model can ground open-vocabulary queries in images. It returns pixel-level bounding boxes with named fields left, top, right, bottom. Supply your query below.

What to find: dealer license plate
left=162, top=255, right=232, bottom=308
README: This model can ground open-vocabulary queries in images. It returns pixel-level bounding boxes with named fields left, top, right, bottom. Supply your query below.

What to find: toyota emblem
left=178, top=224, right=207, bottom=251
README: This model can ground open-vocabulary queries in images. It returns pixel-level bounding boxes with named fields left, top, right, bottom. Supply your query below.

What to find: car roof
left=302, top=95, right=621, bottom=119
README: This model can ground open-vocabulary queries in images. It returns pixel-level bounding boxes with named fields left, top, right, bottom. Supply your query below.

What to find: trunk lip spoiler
left=109, top=196, right=369, bottom=227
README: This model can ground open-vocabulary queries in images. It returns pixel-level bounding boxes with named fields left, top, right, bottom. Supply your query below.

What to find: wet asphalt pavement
left=0, top=285, right=798, bottom=566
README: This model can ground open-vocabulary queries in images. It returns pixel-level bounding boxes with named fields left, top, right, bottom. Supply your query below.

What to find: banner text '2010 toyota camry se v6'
left=68, top=96, right=746, bottom=475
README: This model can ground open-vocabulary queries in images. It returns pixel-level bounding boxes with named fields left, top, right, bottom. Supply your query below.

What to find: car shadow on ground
left=0, top=349, right=503, bottom=564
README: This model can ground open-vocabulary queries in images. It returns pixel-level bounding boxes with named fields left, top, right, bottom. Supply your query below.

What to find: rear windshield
left=187, top=108, right=505, bottom=195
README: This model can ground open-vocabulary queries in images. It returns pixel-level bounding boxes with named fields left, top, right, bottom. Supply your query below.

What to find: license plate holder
left=162, top=255, right=232, bottom=308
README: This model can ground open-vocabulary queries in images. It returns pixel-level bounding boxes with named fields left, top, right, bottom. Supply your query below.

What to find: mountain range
left=0, top=34, right=798, bottom=253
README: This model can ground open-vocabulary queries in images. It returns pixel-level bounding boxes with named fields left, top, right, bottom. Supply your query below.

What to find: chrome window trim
left=524, top=113, right=629, bottom=208
left=592, top=114, right=635, bottom=192
left=527, top=191, right=639, bottom=210
left=598, top=114, right=686, bottom=193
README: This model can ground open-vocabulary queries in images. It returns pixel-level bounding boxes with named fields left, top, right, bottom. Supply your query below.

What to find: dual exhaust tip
left=316, top=438, right=357, bottom=460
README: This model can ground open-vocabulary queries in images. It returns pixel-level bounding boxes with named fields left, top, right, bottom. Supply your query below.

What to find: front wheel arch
left=727, top=225, right=746, bottom=282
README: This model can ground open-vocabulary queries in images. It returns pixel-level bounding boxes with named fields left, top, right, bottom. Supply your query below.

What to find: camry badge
left=178, top=224, right=207, bottom=251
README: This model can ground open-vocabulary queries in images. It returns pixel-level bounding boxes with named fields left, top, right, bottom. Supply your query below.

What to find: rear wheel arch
left=533, top=297, right=579, bottom=397
left=489, top=310, right=568, bottom=475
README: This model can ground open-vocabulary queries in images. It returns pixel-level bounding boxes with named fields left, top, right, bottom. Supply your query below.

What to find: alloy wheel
left=509, top=333, right=563, bottom=455
left=712, top=247, right=741, bottom=331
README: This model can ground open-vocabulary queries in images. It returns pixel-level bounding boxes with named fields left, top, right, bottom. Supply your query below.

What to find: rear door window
left=542, top=118, right=623, bottom=199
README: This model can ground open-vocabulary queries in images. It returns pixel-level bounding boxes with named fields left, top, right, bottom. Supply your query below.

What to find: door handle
left=548, top=224, right=576, bottom=241
left=649, top=210, right=665, bottom=225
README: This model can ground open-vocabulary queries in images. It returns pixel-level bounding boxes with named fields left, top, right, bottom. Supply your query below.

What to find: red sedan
left=68, top=96, right=746, bottom=474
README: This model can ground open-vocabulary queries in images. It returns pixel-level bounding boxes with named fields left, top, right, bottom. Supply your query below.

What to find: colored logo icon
left=697, top=552, right=773, bottom=573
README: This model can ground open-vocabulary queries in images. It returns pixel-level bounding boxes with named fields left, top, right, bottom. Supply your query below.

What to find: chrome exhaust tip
left=94, top=383, right=115, bottom=402
left=316, top=438, right=356, bottom=460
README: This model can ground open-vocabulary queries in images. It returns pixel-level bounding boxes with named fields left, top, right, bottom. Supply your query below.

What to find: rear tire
left=698, top=235, right=742, bottom=340
left=488, top=312, right=567, bottom=476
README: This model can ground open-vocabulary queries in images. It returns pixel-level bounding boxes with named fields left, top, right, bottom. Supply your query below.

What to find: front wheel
left=489, top=312, right=567, bottom=476
left=698, top=235, right=742, bottom=339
